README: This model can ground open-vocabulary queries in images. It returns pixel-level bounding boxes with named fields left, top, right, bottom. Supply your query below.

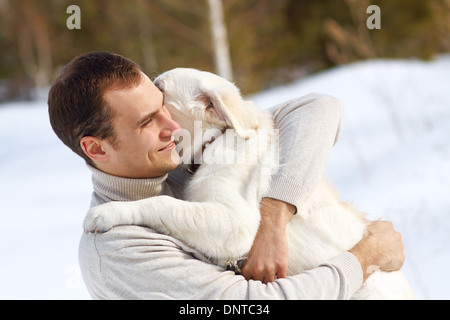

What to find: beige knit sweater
left=78, top=93, right=364, bottom=299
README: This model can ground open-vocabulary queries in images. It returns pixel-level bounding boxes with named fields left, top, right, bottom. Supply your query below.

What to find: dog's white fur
left=84, top=68, right=415, bottom=299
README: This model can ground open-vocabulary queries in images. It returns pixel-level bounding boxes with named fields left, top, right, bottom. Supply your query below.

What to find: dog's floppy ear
left=202, top=84, right=259, bottom=139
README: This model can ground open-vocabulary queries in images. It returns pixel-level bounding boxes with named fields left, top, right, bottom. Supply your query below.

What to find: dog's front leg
left=83, top=199, right=151, bottom=233
left=83, top=195, right=257, bottom=262
left=84, top=196, right=217, bottom=234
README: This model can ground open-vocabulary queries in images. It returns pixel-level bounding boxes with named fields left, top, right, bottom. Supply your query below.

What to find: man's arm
left=80, top=218, right=406, bottom=299
left=267, top=93, right=342, bottom=210
left=241, top=93, right=343, bottom=282
left=79, top=220, right=405, bottom=299
left=79, top=226, right=363, bottom=300
left=240, top=198, right=294, bottom=283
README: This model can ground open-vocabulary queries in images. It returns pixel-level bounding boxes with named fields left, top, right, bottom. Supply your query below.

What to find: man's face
left=101, top=73, right=181, bottom=178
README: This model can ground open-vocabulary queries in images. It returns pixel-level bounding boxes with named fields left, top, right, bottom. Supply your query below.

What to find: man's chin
left=169, top=150, right=182, bottom=167
left=159, top=155, right=181, bottom=174
left=143, top=152, right=181, bottom=178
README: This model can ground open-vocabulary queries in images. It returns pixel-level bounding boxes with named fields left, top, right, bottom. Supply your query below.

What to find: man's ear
left=80, top=136, right=110, bottom=163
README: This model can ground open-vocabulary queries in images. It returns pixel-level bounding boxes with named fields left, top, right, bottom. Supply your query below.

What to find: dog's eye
left=206, top=100, right=214, bottom=110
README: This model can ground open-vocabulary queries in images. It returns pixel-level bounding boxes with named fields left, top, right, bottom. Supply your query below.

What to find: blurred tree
left=429, top=0, right=450, bottom=52
left=324, top=0, right=377, bottom=64
left=208, top=0, right=233, bottom=81
left=1, top=0, right=55, bottom=92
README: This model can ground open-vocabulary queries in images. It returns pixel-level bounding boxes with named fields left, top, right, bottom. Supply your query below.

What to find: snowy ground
left=1, top=56, right=449, bottom=299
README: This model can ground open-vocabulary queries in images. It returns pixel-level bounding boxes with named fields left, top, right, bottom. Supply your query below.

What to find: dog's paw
left=83, top=205, right=116, bottom=234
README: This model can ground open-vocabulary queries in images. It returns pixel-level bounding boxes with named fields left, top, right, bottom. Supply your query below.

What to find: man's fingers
left=241, top=262, right=281, bottom=284
left=263, top=273, right=276, bottom=284
left=276, top=265, right=288, bottom=279
left=251, top=272, right=275, bottom=284
left=245, top=264, right=265, bottom=282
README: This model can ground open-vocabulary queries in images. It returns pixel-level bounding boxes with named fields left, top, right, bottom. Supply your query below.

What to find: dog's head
left=154, top=68, right=259, bottom=164
left=154, top=68, right=259, bottom=137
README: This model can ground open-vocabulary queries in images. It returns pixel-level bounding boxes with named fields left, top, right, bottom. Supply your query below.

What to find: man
left=48, top=52, right=405, bottom=299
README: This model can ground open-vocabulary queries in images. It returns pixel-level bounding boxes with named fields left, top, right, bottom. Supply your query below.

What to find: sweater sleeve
left=265, top=93, right=343, bottom=212
left=79, top=227, right=363, bottom=300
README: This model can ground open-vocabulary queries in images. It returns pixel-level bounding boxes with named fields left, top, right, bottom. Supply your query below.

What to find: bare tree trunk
left=14, top=0, right=52, bottom=91
left=138, top=18, right=158, bottom=73
left=324, top=0, right=377, bottom=65
left=136, top=0, right=158, bottom=73
left=207, top=0, right=233, bottom=81
left=429, top=0, right=450, bottom=52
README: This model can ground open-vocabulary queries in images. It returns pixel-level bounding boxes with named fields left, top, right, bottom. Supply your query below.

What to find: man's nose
left=160, top=113, right=181, bottom=138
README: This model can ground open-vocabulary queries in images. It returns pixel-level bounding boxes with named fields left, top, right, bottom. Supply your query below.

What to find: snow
left=1, top=56, right=449, bottom=299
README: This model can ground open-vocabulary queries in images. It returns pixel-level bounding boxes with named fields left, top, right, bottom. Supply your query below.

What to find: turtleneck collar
left=88, top=165, right=174, bottom=202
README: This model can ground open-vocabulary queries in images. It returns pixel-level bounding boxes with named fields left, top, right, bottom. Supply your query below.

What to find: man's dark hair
left=48, top=51, right=142, bottom=166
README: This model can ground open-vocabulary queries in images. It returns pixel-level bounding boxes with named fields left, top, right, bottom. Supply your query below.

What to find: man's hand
left=240, top=198, right=295, bottom=283
left=350, top=221, right=405, bottom=282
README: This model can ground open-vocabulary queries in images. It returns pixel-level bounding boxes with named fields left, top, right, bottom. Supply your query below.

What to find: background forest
left=0, top=0, right=449, bottom=101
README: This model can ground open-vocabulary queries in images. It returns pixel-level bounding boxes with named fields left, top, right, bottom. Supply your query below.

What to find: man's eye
left=142, top=119, right=153, bottom=127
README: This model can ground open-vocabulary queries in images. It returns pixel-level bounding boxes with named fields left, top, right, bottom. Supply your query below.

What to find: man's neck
left=88, top=165, right=174, bottom=204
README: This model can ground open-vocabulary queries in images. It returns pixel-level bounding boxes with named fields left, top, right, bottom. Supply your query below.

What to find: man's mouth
left=158, top=141, right=176, bottom=152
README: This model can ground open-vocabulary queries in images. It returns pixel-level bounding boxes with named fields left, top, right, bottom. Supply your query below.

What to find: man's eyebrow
left=136, top=109, right=160, bottom=127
